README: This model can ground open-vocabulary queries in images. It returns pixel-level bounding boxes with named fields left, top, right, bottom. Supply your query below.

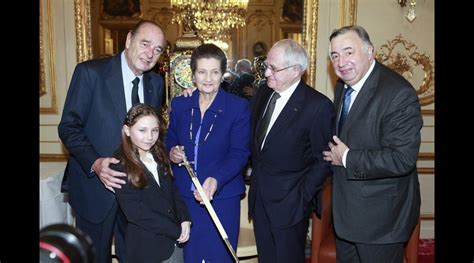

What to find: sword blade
left=181, top=155, right=240, bottom=263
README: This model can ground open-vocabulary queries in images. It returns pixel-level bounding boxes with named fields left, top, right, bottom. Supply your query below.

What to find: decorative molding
left=420, top=213, right=435, bottom=220
left=422, top=109, right=434, bottom=115
left=302, top=0, right=318, bottom=87
left=247, top=10, right=273, bottom=32
left=417, top=153, right=434, bottom=175
left=40, top=0, right=58, bottom=114
left=40, top=154, right=69, bottom=162
left=339, top=0, right=357, bottom=27
left=39, top=0, right=46, bottom=97
left=417, top=167, right=434, bottom=174
left=152, top=8, right=174, bottom=30
left=418, top=152, right=434, bottom=161
left=75, top=0, right=93, bottom=63
left=375, top=35, right=435, bottom=106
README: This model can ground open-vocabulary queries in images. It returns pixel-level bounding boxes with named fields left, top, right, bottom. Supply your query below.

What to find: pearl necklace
left=189, top=108, right=218, bottom=146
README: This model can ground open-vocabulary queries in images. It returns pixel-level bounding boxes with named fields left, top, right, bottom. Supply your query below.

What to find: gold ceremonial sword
left=179, top=153, right=240, bottom=263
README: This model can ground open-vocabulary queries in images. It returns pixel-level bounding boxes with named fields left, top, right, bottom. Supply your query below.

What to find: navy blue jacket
left=58, top=53, right=164, bottom=223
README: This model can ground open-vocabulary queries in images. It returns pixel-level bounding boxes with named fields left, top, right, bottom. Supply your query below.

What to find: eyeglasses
left=262, top=63, right=297, bottom=74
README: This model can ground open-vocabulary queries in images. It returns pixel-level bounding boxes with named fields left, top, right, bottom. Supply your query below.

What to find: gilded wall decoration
left=246, top=10, right=273, bottom=59
left=39, top=0, right=57, bottom=114
left=152, top=8, right=175, bottom=30
left=75, top=0, right=93, bottom=62
left=247, top=10, right=273, bottom=32
left=375, top=35, right=435, bottom=106
left=302, top=0, right=318, bottom=87
left=40, top=0, right=46, bottom=97
left=339, top=0, right=357, bottom=27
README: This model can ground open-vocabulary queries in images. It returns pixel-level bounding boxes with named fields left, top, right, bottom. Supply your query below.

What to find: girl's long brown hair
left=117, top=103, right=171, bottom=189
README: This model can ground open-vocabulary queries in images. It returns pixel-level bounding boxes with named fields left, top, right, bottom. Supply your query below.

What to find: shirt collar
left=276, top=79, right=300, bottom=99
left=121, top=51, right=143, bottom=84
left=187, top=87, right=226, bottom=115
left=346, top=60, right=376, bottom=92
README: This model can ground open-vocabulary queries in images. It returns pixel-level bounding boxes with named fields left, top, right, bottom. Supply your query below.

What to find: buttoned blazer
left=58, top=53, right=164, bottom=223
left=248, top=81, right=335, bottom=228
left=166, top=88, right=250, bottom=199
left=111, top=161, right=191, bottom=262
left=332, top=61, right=423, bottom=243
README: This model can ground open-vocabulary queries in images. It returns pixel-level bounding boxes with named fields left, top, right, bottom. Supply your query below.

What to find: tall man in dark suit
left=323, top=26, right=422, bottom=263
left=248, top=39, right=335, bottom=263
left=58, top=20, right=166, bottom=263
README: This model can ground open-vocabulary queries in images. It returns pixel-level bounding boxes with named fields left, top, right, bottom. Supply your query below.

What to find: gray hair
left=272, top=39, right=309, bottom=72
left=234, top=59, right=253, bottom=74
left=329, top=25, right=374, bottom=53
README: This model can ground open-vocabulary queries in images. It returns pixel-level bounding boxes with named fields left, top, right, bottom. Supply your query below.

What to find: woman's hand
left=169, top=145, right=185, bottom=164
left=193, top=177, right=218, bottom=203
left=177, top=221, right=191, bottom=243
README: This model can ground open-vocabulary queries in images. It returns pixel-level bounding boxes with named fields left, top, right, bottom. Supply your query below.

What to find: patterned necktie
left=338, top=86, right=354, bottom=133
left=256, top=92, right=281, bottom=148
left=131, top=77, right=140, bottom=105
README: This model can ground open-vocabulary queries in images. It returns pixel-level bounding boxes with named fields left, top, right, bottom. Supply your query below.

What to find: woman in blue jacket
left=166, top=43, right=250, bottom=263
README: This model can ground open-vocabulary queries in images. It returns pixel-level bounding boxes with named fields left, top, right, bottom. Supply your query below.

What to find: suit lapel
left=106, top=54, right=127, bottom=123
left=262, top=82, right=306, bottom=150
left=341, top=62, right=381, bottom=135
left=253, top=86, right=274, bottom=146
left=143, top=73, right=155, bottom=105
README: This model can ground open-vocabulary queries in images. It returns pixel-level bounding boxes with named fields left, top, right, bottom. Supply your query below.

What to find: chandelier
left=171, top=0, right=249, bottom=42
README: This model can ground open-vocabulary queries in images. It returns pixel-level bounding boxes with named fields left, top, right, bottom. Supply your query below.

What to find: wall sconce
left=398, top=0, right=417, bottom=22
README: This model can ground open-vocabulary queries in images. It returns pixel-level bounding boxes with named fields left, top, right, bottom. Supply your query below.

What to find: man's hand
left=177, top=221, right=191, bottom=243
left=92, top=157, right=127, bottom=193
left=322, top=135, right=348, bottom=166
left=193, top=177, right=217, bottom=204
left=242, top=85, right=255, bottom=97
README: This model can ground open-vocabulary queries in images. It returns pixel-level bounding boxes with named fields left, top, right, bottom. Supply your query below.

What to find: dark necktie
left=131, top=77, right=140, bottom=105
left=338, top=86, right=354, bottom=133
left=256, top=92, right=281, bottom=148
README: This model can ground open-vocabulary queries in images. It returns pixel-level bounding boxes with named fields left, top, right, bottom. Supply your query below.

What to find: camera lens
left=39, top=224, right=95, bottom=263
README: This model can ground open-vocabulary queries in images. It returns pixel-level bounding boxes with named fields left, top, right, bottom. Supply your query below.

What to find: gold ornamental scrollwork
left=302, top=0, right=318, bottom=87
left=74, top=0, right=93, bottom=63
left=375, top=35, right=434, bottom=106
left=40, top=0, right=46, bottom=97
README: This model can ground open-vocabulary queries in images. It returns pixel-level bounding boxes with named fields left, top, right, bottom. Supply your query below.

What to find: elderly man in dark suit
left=323, top=25, right=422, bottom=263
left=58, top=20, right=166, bottom=263
left=248, top=39, right=335, bottom=263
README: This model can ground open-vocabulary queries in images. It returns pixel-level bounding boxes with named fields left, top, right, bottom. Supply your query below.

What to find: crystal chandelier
left=171, top=0, right=249, bottom=42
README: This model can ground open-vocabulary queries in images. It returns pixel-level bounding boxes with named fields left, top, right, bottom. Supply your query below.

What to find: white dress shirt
left=121, top=52, right=143, bottom=111
left=342, top=60, right=376, bottom=167
left=261, top=80, right=300, bottom=148
left=140, top=152, right=160, bottom=186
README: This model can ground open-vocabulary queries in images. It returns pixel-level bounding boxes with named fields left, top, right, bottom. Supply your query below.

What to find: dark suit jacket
left=111, top=162, right=191, bottom=262
left=332, top=61, right=422, bottom=244
left=248, top=81, right=335, bottom=228
left=58, top=53, right=164, bottom=224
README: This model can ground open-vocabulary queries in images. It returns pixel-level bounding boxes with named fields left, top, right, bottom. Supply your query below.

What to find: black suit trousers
left=253, top=190, right=308, bottom=263
left=75, top=201, right=126, bottom=263
left=335, top=235, right=404, bottom=263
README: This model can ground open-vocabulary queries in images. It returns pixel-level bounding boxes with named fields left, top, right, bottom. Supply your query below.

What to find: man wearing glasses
left=248, top=39, right=335, bottom=263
